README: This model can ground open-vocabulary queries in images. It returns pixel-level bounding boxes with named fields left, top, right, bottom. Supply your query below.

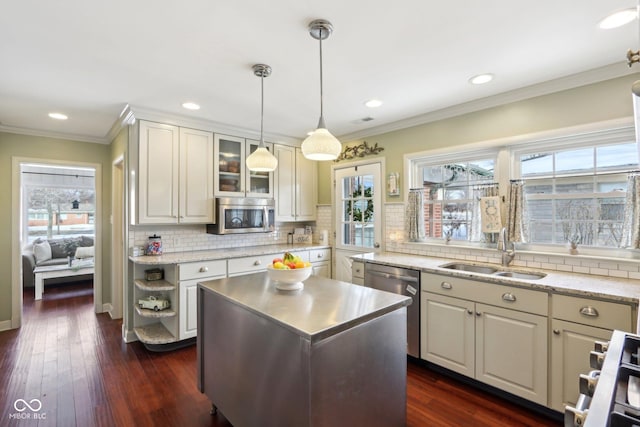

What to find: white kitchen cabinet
left=351, top=260, right=364, bottom=286
left=274, top=144, right=317, bottom=221
left=228, top=250, right=310, bottom=277
left=214, top=134, right=273, bottom=198
left=137, top=121, right=213, bottom=224
left=421, top=272, right=548, bottom=406
left=310, top=248, right=331, bottom=278
left=549, top=294, right=635, bottom=412
left=177, top=260, right=226, bottom=340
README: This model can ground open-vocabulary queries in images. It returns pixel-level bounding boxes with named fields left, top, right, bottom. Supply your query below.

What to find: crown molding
left=339, top=62, right=639, bottom=142
left=0, top=124, right=108, bottom=144
left=122, top=105, right=301, bottom=145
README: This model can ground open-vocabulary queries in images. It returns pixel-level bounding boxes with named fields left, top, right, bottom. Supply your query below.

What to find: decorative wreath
left=346, top=186, right=374, bottom=222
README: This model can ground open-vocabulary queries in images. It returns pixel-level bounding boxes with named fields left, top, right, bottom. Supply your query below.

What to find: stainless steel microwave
left=206, top=198, right=275, bottom=235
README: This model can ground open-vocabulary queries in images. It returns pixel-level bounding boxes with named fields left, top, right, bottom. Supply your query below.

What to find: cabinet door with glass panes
left=245, top=138, right=274, bottom=198
left=214, top=134, right=245, bottom=197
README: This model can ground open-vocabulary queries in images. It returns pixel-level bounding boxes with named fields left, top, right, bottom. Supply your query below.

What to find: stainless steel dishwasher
left=364, top=263, right=420, bottom=358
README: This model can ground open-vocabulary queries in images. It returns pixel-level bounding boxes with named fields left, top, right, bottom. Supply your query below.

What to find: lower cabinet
left=351, top=260, right=364, bottom=286
left=177, top=259, right=226, bottom=340
left=310, top=248, right=331, bottom=278
left=421, top=273, right=548, bottom=406
left=549, top=294, right=636, bottom=412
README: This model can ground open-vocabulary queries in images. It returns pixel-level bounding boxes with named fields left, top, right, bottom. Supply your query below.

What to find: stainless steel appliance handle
left=263, top=206, right=269, bottom=231
left=366, top=271, right=418, bottom=283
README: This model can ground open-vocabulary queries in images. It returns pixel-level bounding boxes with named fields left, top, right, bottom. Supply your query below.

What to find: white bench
left=33, top=260, right=94, bottom=300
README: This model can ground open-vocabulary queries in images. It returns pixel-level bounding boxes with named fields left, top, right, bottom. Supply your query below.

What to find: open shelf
left=134, top=323, right=176, bottom=345
left=134, top=278, right=175, bottom=291
left=135, top=306, right=176, bottom=318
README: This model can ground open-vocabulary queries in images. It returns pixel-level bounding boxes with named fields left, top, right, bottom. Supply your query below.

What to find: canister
left=146, top=234, right=163, bottom=255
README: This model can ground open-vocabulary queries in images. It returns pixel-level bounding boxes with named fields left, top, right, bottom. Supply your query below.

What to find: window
left=518, top=141, right=638, bottom=247
left=415, top=157, right=496, bottom=241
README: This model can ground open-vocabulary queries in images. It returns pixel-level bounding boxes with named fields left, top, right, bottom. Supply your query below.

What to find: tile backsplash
left=130, top=202, right=640, bottom=280
left=383, top=202, right=640, bottom=280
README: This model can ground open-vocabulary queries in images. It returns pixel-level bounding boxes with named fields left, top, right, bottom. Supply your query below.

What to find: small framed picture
left=387, top=172, right=400, bottom=196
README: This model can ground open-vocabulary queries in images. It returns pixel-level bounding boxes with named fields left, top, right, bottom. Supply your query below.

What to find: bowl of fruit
left=268, top=252, right=312, bottom=291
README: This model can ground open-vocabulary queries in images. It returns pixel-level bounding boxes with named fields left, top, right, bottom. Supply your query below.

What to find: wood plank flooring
left=0, top=282, right=562, bottom=426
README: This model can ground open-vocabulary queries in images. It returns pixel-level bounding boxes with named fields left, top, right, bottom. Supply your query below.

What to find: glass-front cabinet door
left=245, top=139, right=273, bottom=198
left=214, top=134, right=245, bottom=197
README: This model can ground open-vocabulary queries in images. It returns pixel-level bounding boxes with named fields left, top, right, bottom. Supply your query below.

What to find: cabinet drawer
left=552, top=294, right=633, bottom=331
left=310, top=248, right=331, bottom=262
left=352, top=261, right=364, bottom=279
left=228, top=254, right=275, bottom=276
left=422, top=272, right=548, bottom=316
left=478, top=283, right=548, bottom=316
left=179, top=260, right=226, bottom=281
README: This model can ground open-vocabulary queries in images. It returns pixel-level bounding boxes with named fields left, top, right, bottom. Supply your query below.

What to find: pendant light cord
left=318, top=27, right=325, bottom=124
left=260, top=72, right=265, bottom=147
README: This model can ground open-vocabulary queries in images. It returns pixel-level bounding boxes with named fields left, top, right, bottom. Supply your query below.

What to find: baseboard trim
left=103, top=303, right=113, bottom=316
left=122, top=328, right=138, bottom=343
left=0, top=319, right=13, bottom=332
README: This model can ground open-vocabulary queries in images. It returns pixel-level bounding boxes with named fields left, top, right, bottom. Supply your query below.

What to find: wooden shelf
left=134, top=278, right=175, bottom=291
left=135, top=306, right=176, bottom=318
left=134, top=323, right=176, bottom=345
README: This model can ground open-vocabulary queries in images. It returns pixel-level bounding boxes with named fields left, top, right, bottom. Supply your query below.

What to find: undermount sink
left=440, top=263, right=499, bottom=274
left=493, top=271, right=547, bottom=280
left=439, top=262, right=546, bottom=280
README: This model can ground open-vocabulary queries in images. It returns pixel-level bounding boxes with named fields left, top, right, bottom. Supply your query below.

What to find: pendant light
left=301, top=19, right=342, bottom=161
left=246, top=64, right=278, bottom=172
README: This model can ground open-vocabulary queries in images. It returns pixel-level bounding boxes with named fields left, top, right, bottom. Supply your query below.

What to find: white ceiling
left=1, top=0, right=639, bottom=144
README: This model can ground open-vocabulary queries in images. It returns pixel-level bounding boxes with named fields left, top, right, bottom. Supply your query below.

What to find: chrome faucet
left=498, top=227, right=516, bottom=266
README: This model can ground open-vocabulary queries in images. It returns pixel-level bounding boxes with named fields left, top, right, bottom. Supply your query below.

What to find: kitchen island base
left=197, top=274, right=409, bottom=427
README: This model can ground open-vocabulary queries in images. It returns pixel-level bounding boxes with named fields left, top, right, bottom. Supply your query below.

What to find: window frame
left=406, top=119, right=639, bottom=257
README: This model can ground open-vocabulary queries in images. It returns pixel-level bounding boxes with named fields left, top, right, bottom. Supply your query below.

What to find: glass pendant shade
left=303, top=19, right=341, bottom=161
left=247, top=63, right=278, bottom=172
left=246, top=145, right=278, bottom=172
left=301, top=127, right=341, bottom=161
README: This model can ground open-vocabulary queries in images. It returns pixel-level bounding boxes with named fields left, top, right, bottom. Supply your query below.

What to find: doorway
left=11, top=157, right=102, bottom=329
left=333, top=161, right=383, bottom=281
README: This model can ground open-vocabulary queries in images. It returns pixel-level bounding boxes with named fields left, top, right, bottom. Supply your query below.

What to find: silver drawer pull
left=502, top=292, right=516, bottom=302
left=199, top=267, right=208, bottom=273
left=580, top=306, right=599, bottom=317
left=317, top=254, right=323, bottom=258
left=254, top=260, right=261, bottom=266
left=441, top=282, right=452, bottom=290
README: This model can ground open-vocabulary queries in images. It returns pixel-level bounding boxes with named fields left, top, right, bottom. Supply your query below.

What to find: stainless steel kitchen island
left=197, top=272, right=411, bottom=427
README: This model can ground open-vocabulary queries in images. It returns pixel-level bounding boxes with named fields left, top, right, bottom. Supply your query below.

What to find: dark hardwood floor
left=0, top=282, right=562, bottom=426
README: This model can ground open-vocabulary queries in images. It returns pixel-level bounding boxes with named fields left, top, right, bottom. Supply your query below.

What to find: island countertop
left=198, top=272, right=411, bottom=342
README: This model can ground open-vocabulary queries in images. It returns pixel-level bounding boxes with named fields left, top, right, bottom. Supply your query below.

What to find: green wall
left=0, top=132, right=113, bottom=325
left=318, top=73, right=640, bottom=204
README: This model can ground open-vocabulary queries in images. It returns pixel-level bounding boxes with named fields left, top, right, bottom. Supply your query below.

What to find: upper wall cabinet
left=136, top=121, right=214, bottom=224
left=274, top=145, right=317, bottom=222
left=214, top=134, right=274, bottom=198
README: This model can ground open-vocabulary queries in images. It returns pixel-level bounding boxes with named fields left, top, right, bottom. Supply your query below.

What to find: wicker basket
left=145, top=268, right=164, bottom=281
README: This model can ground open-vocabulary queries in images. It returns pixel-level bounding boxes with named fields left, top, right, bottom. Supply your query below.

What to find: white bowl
left=267, top=265, right=312, bottom=290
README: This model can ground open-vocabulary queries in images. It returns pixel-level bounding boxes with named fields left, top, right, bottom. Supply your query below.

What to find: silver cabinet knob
left=254, top=260, right=261, bottom=266
left=199, top=267, right=208, bottom=273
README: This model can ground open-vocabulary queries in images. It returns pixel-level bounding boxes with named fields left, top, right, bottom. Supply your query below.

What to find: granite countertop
left=129, top=243, right=331, bottom=265
left=353, top=252, right=640, bottom=305
left=198, top=272, right=411, bottom=342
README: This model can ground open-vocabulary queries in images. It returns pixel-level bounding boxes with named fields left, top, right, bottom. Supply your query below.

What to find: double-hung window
left=514, top=131, right=638, bottom=248
left=411, top=153, right=496, bottom=242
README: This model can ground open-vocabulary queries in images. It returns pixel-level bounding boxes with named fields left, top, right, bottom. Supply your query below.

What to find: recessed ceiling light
left=182, top=102, right=200, bottom=110
left=599, top=8, right=637, bottom=29
left=365, top=99, right=383, bottom=108
left=469, top=74, right=494, bottom=85
left=48, top=112, right=68, bottom=120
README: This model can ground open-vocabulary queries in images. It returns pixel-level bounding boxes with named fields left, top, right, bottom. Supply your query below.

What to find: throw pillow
left=49, top=240, right=66, bottom=258
left=75, top=246, right=94, bottom=259
left=33, top=241, right=52, bottom=264
left=80, top=235, right=94, bottom=247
